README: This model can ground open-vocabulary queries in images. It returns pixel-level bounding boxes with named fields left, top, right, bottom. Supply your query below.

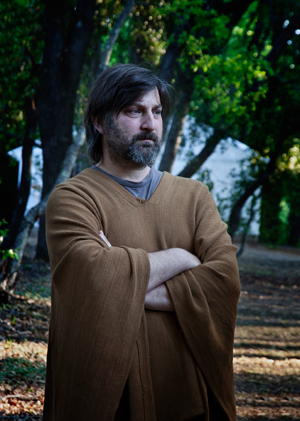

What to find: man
left=43, top=64, right=240, bottom=421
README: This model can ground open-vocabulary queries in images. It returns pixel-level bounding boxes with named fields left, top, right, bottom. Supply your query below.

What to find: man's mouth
left=138, top=139, right=154, bottom=142
left=137, top=139, right=154, bottom=147
left=134, top=133, right=159, bottom=142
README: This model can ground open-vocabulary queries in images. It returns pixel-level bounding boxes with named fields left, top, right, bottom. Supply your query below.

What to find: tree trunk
left=259, top=179, right=283, bottom=245
left=1, top=97, right=38, bottom=250
left=288, top=207, right=300, bottom=247
left=0, top=130, right=85, bottom=299
left=236, top=194, right=258, bottom=258
left=159, top=74, right=194, bottom=172
left=36, top=0, right=96, bottom=259
left=178, top=130, right=224, bottom=178
left=228, top=180, right=263, bottom=242
left=98, top=0, right=135, bottom=75
left=35, top=0, right=136, bottom=260
left=158, top=28, right=184, bottom=84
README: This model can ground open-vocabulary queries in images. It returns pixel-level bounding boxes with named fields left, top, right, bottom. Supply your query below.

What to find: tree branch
left=99, top=0, right=135, bottom=74
left=159, top=73, right=194, bottom=172
left=177, top=130, right=224, bottom=178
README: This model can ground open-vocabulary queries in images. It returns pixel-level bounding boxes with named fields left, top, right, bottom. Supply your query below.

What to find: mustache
left=132, top=132, right=160, bottom=142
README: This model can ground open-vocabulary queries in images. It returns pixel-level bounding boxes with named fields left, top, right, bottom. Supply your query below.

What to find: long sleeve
left=44, top=181, right=151, bottom=421
left=166, top=186, right=240, bottom=421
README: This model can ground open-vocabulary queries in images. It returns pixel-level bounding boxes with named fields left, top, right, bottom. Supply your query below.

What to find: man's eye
left=129, top=109, right=140, bottom=114
left=154, top=109, right=162, bottom=115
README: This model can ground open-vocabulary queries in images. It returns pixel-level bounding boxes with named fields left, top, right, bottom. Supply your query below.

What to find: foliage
left=0, top=221, right=19, bottom=260
left=194, top=169, right=214, bottom=192
left=184, top=2, right=270, bottom=137
left=0, top=0, right=43, bottom=227
left=1, top=0, right=300, bottom=251
left=260, top=144, right=300, bottom=246
left=0, top=0, right=43, bottom=148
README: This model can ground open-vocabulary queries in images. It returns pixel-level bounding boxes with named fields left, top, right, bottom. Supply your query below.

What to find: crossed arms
left=100, top=231, right=201, bottom=312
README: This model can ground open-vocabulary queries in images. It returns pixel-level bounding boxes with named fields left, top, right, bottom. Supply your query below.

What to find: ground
left=0, top=233, right=299, bottom=420
left=235, top=243, right=300, bottom=420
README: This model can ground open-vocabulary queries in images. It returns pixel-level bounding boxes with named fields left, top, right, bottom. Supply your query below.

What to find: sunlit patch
left=0, top=340, right=47, bottom=416
left=235, top=245, right=300, bottom=419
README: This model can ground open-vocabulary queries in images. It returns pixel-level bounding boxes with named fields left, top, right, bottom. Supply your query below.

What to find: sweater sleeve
left=45, top=183, right=150, bottom=421
left=166, top=186, right=240, bottom=421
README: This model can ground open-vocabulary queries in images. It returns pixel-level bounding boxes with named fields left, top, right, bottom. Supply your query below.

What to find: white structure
left=8, top=145, right=43, bottom=213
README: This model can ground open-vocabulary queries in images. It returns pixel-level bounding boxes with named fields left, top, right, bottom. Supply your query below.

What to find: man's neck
left=96, top=159, right=151, bottom=182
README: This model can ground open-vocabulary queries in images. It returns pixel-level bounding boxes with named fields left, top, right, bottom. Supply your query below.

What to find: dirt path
left=0, top=241, right=299, bottom=419
left=235, top=243, right=300, bottom=420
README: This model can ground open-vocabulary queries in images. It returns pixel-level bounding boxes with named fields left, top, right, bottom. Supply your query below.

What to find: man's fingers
left=99, top=230, right=112, bottom=247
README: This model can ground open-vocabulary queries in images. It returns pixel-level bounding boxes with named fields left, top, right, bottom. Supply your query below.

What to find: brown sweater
left=43, top=169, right=240, bottom=421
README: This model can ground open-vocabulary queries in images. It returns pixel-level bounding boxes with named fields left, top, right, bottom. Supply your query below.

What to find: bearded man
left=43, top=64, right=240, bottom=421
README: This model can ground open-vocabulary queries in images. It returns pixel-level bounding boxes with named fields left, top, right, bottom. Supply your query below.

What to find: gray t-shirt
left=92, top=166, right=163, bottom=200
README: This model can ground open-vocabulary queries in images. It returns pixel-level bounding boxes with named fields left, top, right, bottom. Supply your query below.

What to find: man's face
left=101, top=89, right=163, bottom=167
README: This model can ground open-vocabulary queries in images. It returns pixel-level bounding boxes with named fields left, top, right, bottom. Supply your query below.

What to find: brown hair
left=84, top=64, right=171, bottom=163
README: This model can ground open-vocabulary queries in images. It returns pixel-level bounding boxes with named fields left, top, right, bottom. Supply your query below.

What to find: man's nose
left=140, top=113, right=155, bottom=131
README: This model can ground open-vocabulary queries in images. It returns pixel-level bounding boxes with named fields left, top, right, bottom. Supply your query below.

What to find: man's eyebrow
left=129, top=101, right=162, bottom=108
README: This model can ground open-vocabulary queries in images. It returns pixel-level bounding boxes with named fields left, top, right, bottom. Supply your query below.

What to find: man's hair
left=84, top=64, right=171, bottom=163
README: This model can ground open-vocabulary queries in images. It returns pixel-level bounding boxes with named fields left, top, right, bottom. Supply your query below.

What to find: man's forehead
left=132, top=89, right=161, bottom=107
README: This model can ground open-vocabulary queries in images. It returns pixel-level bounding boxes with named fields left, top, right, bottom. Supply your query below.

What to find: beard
left=103, top=119, right=162, bottom=167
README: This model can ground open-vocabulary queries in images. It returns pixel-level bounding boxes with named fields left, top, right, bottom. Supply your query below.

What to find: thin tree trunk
left=178, top=130, right=224, bottom=178
left=236, top=194, right=258, bottom=258
left=159, top=75, right=194, bottom=172
left=159, top=110, right=186, bottom=172
left=0, top=129, right=85, bottom=298
left=98, top=0, right=135, bottom=75
left=288, top=207, right=300, bottom=247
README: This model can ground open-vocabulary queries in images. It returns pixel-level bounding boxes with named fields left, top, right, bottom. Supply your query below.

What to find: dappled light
left=1, top=0, right=300, bottom=418
left=0, top=240, right=299, bottom=418
left=235, top=243, right=300, bottom=419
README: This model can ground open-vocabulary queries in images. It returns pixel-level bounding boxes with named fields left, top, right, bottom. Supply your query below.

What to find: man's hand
left=100, top=230, right=111, bottom=247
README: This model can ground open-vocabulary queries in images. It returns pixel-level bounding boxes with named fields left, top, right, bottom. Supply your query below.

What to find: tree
left=122, top=0, right=258, bottom=174
left=2, top=0, right=300, bottom=291
left=36, top=0, right=97, bottom=259
left=0, top=0, right=43, bottom=248
left=227, top=0, right=300, bottom=240
left=0, top=0, right=138, bottom=294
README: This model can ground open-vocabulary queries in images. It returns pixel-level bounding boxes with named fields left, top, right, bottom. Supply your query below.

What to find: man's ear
left=92, top=118, right=103, bottom=134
